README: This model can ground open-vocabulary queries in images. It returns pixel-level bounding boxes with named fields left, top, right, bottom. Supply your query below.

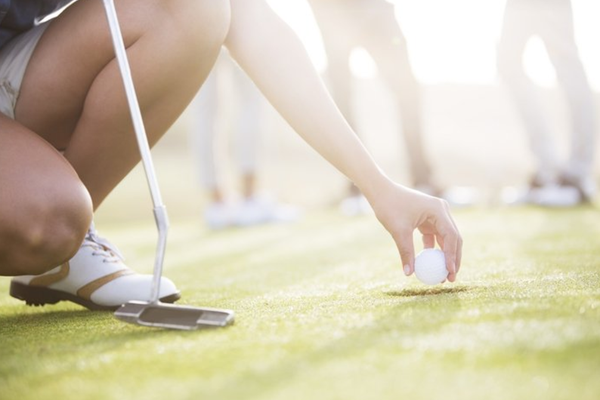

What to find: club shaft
left=102, top=0, right=167, bottom=302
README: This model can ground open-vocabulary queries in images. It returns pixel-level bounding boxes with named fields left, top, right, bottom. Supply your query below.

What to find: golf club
left=102, top=0, right=234, bottom=330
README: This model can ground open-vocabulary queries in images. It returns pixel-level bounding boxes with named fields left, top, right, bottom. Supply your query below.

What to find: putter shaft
left=102, top=0, right=166, bottom=302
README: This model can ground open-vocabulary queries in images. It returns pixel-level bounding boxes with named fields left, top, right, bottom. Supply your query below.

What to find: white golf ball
left=414, top=248, right=448, bottom=285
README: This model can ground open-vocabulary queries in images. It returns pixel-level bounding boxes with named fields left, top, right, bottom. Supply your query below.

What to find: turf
left=1, top=206, right=599, bottom=400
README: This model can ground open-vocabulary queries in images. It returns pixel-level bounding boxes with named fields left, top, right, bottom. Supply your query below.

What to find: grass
left=1, top=205, right=599, bottom=400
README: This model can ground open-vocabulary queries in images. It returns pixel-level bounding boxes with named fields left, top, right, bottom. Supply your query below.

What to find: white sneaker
left=558, top=174, right=596, bottom=203
left=502, top=172, right=595, bottom=207
left=204, top=201, right=238, bottom=230
left=235, top=195, right=301, bottom=227
left=529, top=184, right=582, bottom=207
left=503, top=183, right=583, bottom=207
left=10, top=225, right=180, bottom=311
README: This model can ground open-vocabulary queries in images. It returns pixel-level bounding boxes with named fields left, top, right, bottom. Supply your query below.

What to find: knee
left=0, top=180, right=93, bottom=276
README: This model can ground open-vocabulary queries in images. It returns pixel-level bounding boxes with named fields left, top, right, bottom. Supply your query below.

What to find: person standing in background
left=192, top=53, right=299, bottom=229
left=307, top=0, right=442, bottom=214
left=498, top=0, right=597, bottom=206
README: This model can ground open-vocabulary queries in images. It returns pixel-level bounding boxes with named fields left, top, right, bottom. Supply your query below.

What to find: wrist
left=355, top=167, right=395, bottom=202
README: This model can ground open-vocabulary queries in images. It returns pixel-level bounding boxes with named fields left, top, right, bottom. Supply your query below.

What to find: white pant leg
left=536, top=0, right=596, bottom=180
left=497, top=0, right=559, bottom=182
left=311, top=0, right=432, bottom=186
left=192, top=58, right=220, bottom=190
left=355, top=1, right=431, bottom=186
left=232, top=63, right=262, bottom=177
left=193, top=53, right=263, bottom=191
left=498, top=0, right=596, bottom=182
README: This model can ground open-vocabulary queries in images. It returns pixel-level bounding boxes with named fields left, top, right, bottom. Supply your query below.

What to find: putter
left=102, top=0, right=234, bottom=330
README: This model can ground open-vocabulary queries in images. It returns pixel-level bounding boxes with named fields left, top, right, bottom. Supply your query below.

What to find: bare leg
left=1, top=0, right=230, bottom=276
left=15, top=0, right=230, bottom=208
left=0, top=114, right=92, bottom=276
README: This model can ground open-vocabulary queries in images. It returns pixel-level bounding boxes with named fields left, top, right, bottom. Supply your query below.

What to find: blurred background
left=95, top=0, right=600, bottom=225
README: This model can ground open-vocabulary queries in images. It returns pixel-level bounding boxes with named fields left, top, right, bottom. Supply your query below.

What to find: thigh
left=15, top=0, right=224, bottom=151
left=13, top=0, right=154, bottom=150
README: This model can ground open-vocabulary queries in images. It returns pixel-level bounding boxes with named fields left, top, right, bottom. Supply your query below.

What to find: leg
left=232, top=60, right=262, bottom=198
left=310, top=2, right=357, bottom=131
left=193, top=55, right=241, bottom=230
left=310, top=2, right=363, bottom=198
left=357, top=1, right=433, bottom=187
left=4, top=0, right=229, bottom=305
left=497, top=0, right=558, bottom=183
left=15, top=0, right=231, bottom=209
left=0, top=114, right=92, bottom=276
left=193, top=56, right=223, bottom=203
left=538, top=0, right=596, bottom=185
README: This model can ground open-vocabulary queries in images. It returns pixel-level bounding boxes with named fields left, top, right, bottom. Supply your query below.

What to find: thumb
left=393, top=229, right=415, bottom=276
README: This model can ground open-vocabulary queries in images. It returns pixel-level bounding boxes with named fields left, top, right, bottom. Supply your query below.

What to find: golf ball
left=414, top=248, right=448, bottom=285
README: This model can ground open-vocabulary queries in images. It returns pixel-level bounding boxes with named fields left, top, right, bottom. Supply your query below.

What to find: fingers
left=422, top=234, right=435, bottom=248
left=456, top=238, right=463, bottom=274
left=385, top=194, right=462, bottom=283
left=438, top=201, right=462, bottom=283
left=443, top=236, right=459, bottom=283
left=443, top=199, right=462, bottom=276
left=393, top=229, right=415, bottom=277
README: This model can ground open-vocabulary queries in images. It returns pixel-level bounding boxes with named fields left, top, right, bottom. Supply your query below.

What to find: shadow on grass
left=0, top=308, right=221, bottom=339
left=207, top=292, right=468, bottom=399
left=384, top=285, right=471, bottom=298
left=0, top=308, right=224, bottom=385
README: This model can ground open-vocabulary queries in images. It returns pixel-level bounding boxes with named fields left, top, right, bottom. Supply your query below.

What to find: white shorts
left=0, top=23, right=50, bottom=119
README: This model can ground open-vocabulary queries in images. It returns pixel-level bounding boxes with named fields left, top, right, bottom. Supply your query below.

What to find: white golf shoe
left=204, top=196, right=301, bottom=229
left=204, top=201, right=238, bottom=230
left=236, top=195, right=301, bottom=227
left=10, top=225, right=180, bottom=311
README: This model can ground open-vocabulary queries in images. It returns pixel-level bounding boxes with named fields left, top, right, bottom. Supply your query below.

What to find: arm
left=224, top=0, right=462, bottom=280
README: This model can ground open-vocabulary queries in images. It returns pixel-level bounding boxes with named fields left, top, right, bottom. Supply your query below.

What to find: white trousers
left=192, top=52, right=262, bottom=190
left=497, top=0, right=596, bottom=182
left=308, top=0, right=433, bottom=186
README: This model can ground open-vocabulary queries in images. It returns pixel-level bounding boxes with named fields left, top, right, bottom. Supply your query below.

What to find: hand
left=367, top=181, right=462, bottom=282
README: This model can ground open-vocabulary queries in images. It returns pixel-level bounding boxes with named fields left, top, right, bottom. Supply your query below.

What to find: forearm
left=224, top=0, right=392, bottom=198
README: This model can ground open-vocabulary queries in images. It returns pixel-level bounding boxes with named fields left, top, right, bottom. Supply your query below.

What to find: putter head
left=115, top=301, right=234, bottom=330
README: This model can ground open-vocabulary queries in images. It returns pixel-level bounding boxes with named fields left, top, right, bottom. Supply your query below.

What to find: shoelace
left=83, top=226, right=125, bottom=264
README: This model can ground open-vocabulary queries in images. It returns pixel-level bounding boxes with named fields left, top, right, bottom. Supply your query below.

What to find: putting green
left=1, top=206, right=599, bottom=400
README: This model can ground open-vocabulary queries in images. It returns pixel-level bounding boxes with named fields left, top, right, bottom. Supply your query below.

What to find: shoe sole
left=9, top=281, right=181, bottom=311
